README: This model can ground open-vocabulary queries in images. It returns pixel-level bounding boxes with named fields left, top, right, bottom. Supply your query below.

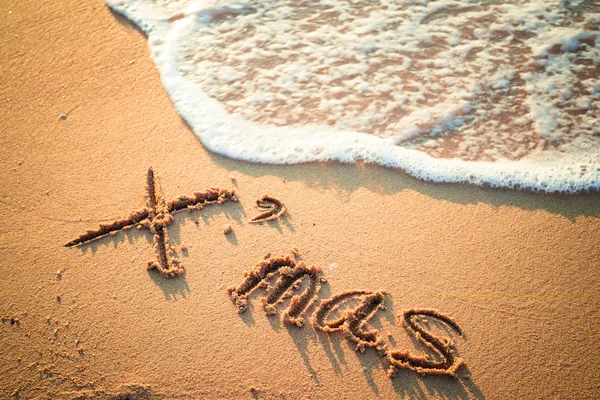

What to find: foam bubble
left=107, top=0, right=600, bottom=193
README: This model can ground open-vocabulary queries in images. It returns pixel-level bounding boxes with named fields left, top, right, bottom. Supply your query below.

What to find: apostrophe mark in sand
left=250, top=195, right=286, bottom=223
left=387, top=309, right=464, bottom=377
left=312, top=290, right=388, bottom=352
left=65, top=168, right=238, bottom=278
left=227, top=251, right=322, bottom=327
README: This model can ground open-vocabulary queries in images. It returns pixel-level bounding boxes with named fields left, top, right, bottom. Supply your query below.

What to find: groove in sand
left=387, top=309, right=464, bottom=377
left=228, top=261, right=465, bottom=377
left=312, top=290, right=388, bottom=352
left=227, top=251, right=323, bottom=327
left=65, top=168, right=238, bottom=278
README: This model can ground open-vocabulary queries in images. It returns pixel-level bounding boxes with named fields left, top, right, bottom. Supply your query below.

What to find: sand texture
left=1, top=1, right=600, bottom=399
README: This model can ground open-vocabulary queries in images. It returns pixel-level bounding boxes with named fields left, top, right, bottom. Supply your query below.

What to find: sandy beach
left=1, top=1, right=600, bottom=398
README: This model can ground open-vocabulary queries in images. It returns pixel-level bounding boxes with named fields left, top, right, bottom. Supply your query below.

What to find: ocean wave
left=107, top=0, right=600, bottom=192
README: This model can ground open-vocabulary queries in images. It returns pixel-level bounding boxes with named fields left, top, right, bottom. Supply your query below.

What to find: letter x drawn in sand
left=66, top=168, right=238, bottom=278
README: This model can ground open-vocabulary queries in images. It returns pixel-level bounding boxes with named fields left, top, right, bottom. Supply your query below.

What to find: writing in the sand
left=65, top=168, right=286, bottom=278
left=65, top=169, right=464, bottom=377
left=228, top=251, right=464, bottom=378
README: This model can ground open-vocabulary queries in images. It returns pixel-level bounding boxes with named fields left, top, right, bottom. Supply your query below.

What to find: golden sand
left=1, top=0, right=599, bottom=398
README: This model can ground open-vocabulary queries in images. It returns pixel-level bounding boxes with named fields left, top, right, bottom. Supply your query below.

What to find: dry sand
left=1, top=1, right=599, bottom=398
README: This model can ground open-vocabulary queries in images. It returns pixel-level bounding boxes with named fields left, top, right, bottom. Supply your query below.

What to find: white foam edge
left=106, top=0, right=600, bottom=193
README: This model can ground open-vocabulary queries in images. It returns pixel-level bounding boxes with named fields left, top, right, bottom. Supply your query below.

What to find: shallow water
left=107, top=0, right=600, bottom=192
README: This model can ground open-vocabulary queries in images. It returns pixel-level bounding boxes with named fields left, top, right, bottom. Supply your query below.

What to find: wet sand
left=1, top=1, right=599, bottom=398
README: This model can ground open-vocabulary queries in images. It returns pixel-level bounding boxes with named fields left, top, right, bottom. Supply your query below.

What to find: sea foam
left=107, top=0, right=600, bottom=192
